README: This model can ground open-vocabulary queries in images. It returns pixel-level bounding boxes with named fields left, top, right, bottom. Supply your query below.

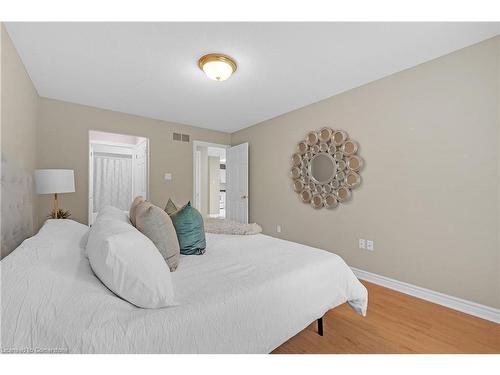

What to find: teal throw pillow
left=166, top=200, right=206, bottom=255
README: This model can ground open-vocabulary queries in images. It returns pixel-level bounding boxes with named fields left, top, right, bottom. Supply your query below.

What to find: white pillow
left=86, top=218, right=175, bottom=308
left=96, top=205, right=130, bottom=224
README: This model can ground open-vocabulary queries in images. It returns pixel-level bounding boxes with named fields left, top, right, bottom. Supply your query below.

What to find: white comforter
left=1, top=219, right=367, bottom=353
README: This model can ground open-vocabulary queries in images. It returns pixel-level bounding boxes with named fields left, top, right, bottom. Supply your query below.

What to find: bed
left=1, top=219, right=367, bottom=353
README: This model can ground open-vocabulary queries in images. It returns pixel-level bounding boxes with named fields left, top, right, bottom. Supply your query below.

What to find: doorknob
left=241, top=195, right=248, bottom=199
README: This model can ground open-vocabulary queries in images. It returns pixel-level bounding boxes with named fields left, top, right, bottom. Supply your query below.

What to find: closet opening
left=88, top=130, right=149, bottom=225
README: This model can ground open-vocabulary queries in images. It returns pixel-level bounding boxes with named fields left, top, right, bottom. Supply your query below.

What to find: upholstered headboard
left=1, top=153, right=34, bottom=258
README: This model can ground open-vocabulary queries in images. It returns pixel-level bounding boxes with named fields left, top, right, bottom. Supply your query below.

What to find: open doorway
left=89, top=130, right=149, bottom=225
left=193, top=141, right=228, bottom=219
left=193, top=141, right=249, bottom=223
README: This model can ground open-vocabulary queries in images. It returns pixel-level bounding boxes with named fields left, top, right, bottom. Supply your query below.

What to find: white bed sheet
left=1, top=219, right=367, bottom=353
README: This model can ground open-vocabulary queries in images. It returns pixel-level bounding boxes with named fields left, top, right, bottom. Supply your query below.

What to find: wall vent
left=173, top=132, right=190, bottom=142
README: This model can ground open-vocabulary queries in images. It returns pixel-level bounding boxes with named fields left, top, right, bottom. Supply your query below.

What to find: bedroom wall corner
left=231, top=36, right=500, bottom=309
left=0, top=23, right=39, bottom=258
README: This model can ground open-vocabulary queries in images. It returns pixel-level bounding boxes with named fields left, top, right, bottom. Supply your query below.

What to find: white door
left=226, top=142, right=248, bottom=223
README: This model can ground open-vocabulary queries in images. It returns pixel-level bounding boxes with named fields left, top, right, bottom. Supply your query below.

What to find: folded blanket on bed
left=204, top=218, right=262, bottom=235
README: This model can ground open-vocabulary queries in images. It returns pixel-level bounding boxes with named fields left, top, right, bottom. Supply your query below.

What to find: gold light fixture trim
left=198, top=53, right=237, bottom=81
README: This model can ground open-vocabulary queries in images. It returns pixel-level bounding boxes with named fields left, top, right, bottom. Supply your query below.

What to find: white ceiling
left=5, top=22, right=499, bottom=133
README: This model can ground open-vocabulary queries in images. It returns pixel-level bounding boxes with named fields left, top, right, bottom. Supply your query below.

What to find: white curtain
left=93, top=153, right=132, bottom=212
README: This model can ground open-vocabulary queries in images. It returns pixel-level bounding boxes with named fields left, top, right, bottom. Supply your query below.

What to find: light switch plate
left=366, top=240, right=374, bottom=251
left=164, top=173, right=172, bottom=181
left=276, top=225, right=282, bottom=233
left=359, top=239, right=366, bottom=249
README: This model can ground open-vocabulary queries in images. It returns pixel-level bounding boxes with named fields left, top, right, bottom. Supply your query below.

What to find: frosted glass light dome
left=198, top=54, right=237, bottom=82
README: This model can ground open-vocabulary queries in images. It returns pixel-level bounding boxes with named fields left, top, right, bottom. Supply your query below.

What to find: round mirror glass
left=301, top=189, right=312, bottom=203
left=324, top=194, right=338, bottom=209
left=293, top=180, right=304, bottom=192
left=311, top=194, right=324, bottom=209
left=309, top=153, right=336, bottom=184
left=297, top=141, right=308, bottom=155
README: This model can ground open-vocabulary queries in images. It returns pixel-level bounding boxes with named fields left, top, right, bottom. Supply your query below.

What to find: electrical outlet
left=276, top=225, right=282, bottom=233
left=359, top=239, right=366, bottom=249
left=366, top=240, right=374, bottom=251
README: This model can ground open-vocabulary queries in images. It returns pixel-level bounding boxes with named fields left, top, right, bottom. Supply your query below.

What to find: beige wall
left=232, top=37, right=500, bottom=308
left=1, top=24, right=38, bottom=257
left=37, top=98, right=230, bottom=228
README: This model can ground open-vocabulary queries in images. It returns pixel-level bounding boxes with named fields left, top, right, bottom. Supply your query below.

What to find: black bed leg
left=317, top=317, right=324, bottom=336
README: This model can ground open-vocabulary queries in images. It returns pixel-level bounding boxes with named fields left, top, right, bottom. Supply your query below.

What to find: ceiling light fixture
left=198, top=53, right=237, bottom=82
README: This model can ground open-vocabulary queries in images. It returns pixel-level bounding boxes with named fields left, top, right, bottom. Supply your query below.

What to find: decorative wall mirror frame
left=290, top=128, right=363, bottom=209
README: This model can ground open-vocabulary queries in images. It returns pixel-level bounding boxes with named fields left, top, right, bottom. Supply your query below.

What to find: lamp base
left=48, top=208, right=71, bottom=219
left=49, top=193, right=71, bottom=219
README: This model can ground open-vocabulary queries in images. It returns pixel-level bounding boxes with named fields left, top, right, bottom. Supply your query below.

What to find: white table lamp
left=35, top=169, right=75, bottom=218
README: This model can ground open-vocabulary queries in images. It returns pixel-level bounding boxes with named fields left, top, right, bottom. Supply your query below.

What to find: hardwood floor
left=272, top=281, right=500, bottom=354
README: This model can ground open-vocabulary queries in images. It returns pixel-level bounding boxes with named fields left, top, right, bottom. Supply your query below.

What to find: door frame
left=192, top=140, right=230, bottom=214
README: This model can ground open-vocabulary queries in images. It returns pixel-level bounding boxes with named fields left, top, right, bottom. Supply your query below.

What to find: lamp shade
left=35, top=169, right=75, bottom=194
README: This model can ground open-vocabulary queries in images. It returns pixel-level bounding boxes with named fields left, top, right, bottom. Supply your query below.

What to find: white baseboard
left=351, top=267, right=500, bottom=324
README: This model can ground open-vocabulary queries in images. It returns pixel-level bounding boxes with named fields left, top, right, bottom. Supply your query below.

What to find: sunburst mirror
left=290, top=128, right=363, bottom=209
